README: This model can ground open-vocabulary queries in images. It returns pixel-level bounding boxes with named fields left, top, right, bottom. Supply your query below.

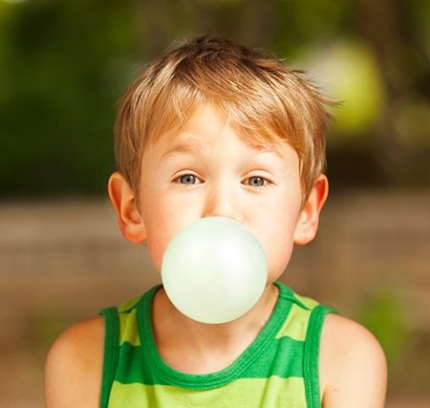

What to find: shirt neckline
left=138, top=282, right=293, bottom=390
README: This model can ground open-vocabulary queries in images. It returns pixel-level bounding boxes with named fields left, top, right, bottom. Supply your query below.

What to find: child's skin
left=45, top=103, right=387, bottom=407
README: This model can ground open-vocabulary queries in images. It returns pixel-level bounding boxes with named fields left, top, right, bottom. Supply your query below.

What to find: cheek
left=257, top=209, right=300, bottom=280
left=141, top=197, right=199, bottom=272
left=139, top=199, right=175, bottom=272
left=263, top=229, right=295, bottom=280
left=146, top=234, right=169, bottom=273
left=268, top=243, right=293, bottom=281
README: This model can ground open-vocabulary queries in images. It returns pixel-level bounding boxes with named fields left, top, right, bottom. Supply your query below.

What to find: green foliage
left=0, top=0, right=140, bottom=197
left=1, top=0, right=429, bottom=197
left=357, top=289, right=409, bottom=369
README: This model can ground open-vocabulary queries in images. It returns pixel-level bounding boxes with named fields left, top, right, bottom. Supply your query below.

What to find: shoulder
left=45, top=316, right=105, bottom=408
left=319, top=314, right=387, bottom=408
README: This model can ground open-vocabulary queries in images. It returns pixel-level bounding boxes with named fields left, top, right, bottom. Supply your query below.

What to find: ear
left=294, top=174, right=329, bottom=246
left=108, top=172, right=147, bottom=244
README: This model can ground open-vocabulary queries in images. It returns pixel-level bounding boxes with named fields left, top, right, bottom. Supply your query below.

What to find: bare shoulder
left=45, top=316, right=105, bottom=408
left=319, top=313, right=387, bottom=408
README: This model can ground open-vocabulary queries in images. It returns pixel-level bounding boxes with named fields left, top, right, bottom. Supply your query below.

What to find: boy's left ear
left=293, top=175, right=328, bottom=245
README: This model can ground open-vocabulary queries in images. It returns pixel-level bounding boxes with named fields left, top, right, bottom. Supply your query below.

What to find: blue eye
left=177, top=174, right=199, bottom=184
left=247, top=176, right=266, bottom=187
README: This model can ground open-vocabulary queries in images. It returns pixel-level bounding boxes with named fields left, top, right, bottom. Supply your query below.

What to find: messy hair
left=114, top=35, right=333, bottom=200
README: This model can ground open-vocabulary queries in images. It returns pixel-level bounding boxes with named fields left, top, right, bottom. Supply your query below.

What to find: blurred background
left=0, top=0, right=429, bottom=406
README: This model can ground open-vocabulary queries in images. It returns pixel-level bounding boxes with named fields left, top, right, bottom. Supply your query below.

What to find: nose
left=202, top=182, right=242, bottom=221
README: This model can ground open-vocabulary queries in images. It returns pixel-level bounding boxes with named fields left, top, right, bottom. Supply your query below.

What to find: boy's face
left=112, top=104, right=327, bottom=285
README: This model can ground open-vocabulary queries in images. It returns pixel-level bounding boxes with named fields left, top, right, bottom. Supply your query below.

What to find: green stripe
left=101, top=307, right=120, bottom=408
left=114, top=335, right=305, bottom=387
left=304, top=305, right=336, bottom=408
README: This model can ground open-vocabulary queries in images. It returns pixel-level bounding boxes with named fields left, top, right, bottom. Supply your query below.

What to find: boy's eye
left=176, top=174, right=200, bottom=185
left=246, top=176, right=266, bottom=187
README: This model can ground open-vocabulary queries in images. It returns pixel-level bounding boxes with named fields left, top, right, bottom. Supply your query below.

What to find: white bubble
left=161, top=217, right=268, bottom=324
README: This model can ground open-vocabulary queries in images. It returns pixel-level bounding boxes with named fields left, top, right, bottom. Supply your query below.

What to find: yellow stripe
left=117, top=296, right=141, bottom=313
left=118, top=309, right=141, bottom=346
left=108, top=376, right=306, bottom=408
left=275, top=303, right=311, bottom=341
left=293, top=293, right=319, bottom=310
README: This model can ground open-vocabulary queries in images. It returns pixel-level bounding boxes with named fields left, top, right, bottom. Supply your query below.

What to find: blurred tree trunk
left=134, top=0, right=278, bottom=57
left=357, top=0, right=430, bottom=184
left=133, top=0, right=178, bottom=58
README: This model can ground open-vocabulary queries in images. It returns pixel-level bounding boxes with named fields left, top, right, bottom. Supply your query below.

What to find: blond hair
left=114, top=35, right=333, bottom=200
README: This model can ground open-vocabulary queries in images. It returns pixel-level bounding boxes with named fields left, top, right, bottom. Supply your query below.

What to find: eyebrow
left=160, top=138, right=206, bottom=160
left=160, top=135, right=290, bottom=162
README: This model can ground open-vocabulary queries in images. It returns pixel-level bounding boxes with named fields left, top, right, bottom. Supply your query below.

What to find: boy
left=45, top=36, right=387, bottom=407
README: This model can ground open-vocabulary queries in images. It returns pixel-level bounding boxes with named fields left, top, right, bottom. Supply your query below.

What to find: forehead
left=146, top=103, right=293, bottom=157
left=140, top=105, right=301, bottom=177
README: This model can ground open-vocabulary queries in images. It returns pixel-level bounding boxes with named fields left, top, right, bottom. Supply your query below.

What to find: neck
left=152, top=284, right=279, bottom=374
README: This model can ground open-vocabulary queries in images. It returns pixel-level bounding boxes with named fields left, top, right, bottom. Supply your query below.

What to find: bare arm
left=44, top=316, right=105, bottom=408
left=320, top=314, right=387, bottom=407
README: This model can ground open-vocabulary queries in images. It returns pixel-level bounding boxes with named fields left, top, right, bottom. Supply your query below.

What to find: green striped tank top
left=100, top=282, right=335, bottom=407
